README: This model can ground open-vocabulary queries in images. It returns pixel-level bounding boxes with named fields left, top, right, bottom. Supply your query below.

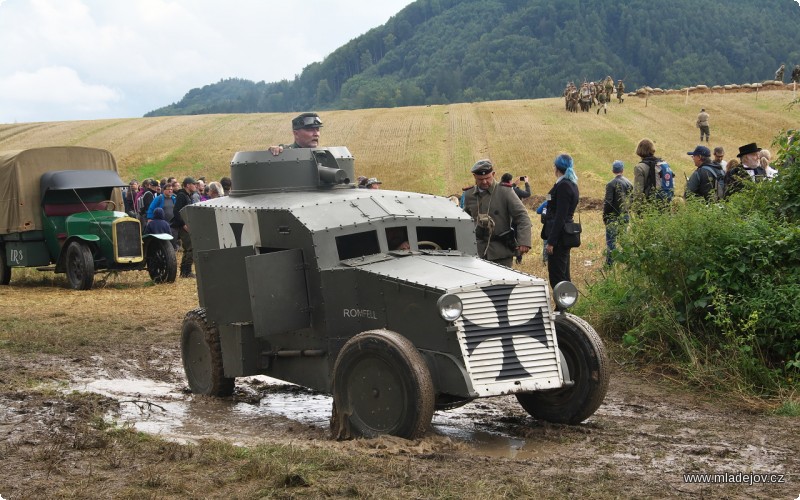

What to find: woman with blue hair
left=541, top=154, right=580, bottom=302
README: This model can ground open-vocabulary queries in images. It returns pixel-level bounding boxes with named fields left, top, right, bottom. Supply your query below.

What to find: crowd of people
left=122, top=175, right=231, bottom=278
left=563, top=76, right=625, bottom=113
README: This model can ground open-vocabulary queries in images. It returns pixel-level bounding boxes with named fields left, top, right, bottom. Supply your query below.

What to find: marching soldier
left=616, top=80, right=625, bottom=103
left=775, top=63, right=785, bottom=82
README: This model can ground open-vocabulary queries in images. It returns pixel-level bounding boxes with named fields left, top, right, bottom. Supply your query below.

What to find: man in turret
left=269, top=112, right=323, bottom=155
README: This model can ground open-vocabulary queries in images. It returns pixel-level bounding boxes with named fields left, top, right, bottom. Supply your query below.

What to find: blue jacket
left=146, top=193, right=176, bottom=220
left=144, top=207, right=172, bottom=235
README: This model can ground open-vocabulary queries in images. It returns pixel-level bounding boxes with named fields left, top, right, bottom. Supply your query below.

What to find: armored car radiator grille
left=114, top=220, right=143, bottom=259
left=455, top=283, right=562, bottom=396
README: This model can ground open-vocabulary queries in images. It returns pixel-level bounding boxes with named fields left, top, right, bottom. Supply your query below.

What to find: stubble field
left=0, top=91, right=798, bottom=498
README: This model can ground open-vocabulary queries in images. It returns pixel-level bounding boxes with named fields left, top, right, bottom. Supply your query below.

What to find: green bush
left=580, top=130, right=800, bottom=395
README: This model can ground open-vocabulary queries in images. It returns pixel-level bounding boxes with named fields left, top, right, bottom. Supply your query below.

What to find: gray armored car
left=181, top=147, right=609, bottom=439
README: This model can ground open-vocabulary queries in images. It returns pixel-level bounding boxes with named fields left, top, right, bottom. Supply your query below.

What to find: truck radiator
left=455, top=283, right=562, bottom=396
left=114, top=220, right=143, bottom=260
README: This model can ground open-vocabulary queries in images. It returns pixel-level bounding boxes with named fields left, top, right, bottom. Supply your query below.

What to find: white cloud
left=0, top=67, right=120, bottom=122
left=0, top=0, right=414, bottom=123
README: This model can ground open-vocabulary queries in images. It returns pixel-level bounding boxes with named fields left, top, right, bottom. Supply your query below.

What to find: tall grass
left=578, top=129, right=800, bottom=396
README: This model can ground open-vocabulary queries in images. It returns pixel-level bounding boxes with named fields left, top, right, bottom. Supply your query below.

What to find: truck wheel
left=0, top=246, right=10, bottom=285
left=331, top=329, right=434, bottom=440
left=516, top=313, right=609, bottom=424
left=65, top=241, right=94, bottom=290
left=181, top=308, right=234, bottom=396
left=147, top=239, right=177, bottom=283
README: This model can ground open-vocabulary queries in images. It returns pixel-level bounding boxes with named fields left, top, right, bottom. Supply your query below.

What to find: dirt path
left=0, top=345, right=796, bottom=498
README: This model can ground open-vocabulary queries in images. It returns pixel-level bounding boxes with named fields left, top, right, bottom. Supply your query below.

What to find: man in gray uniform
left=696, top=108, right=710, bottom=143
left=269, top=112, right=323, bottom=155
left=463, top=159, right=532, bottom=267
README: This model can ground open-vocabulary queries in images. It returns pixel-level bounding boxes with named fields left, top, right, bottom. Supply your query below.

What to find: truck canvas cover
left=0, top=146, right=119, bottom=234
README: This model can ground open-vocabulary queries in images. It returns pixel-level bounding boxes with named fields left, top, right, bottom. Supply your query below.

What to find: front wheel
left=65, top=241, right=95, bottom=290
left=147, top=239, right=177, bottom=283
left=516, top=313, right=609, bottom=424
left=331, top=329, right=435, bottom=439
left=181, top=308, right=234, bottom=396
left=0, top=246, right=10, bottom=285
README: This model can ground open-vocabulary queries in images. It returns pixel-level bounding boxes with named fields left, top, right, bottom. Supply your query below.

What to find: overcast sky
left=0, top=0, right=415, bottom=124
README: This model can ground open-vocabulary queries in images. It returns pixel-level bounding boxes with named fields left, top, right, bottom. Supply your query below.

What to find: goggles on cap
left=299, top=116, right=322, bottom=128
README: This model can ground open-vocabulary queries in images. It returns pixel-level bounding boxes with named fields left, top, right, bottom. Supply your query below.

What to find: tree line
left=146, top=0, right=800, bottom=117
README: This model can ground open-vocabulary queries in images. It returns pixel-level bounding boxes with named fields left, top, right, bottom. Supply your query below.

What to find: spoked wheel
left=181, top=308, right=234, bottom=396
left=331, top=329, right=435, bottom=440
left=147, top=239, right=177, bottom=283
left=516, top=313, right=609, bottom=424
left=0, top=246, right=10, bottom=285
left=65, top=241, right=95, bottom=290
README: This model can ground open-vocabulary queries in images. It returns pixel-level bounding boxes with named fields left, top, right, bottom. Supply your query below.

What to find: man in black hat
left=725, top=143, right=766, bottom=197
left=685, top=145, right=724, bottom=201
left=462, top=159, right=532, bottom=267
left=269, top=112, right=323, bottom=155
left=172, top=177, right=197, bottom=278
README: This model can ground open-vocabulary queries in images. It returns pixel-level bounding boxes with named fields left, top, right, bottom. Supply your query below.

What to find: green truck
left=0, top=146, right=177, bottom=289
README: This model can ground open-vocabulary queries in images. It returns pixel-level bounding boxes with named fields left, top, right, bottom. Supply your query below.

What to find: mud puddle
left=70, top=375, right=547, bottom=458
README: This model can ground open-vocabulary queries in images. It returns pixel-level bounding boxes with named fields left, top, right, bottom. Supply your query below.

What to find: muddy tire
left=331, top=329, right=435, bottom=440
left=516, top=313, right=609, bottom=424
left=65, top=241, right=94, bottom=290
left=147, top=239, right=177, bottom=284
left=181, top=308, right=234, bottom=397
left=0, top=246, right=10, bottom=285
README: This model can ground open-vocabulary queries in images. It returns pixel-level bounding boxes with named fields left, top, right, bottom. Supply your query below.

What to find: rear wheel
left=0, top=246, right=10, bottom=285
left=147, top=239, right=177, bottom=283
left=516, top=313, right=609, bottom=424
left=65, top=241, right=94, bottom=290
left=181, top=308, right=234, bottom=396
left=331, top=329, right=435, bottom=439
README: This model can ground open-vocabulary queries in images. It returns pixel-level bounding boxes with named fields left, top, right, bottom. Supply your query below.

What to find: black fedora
left=737, top=143, right=761, bottom=158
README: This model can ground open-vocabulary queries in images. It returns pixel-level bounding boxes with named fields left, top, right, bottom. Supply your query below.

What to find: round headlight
left=437, top=294, right=463, bottom=322
left=553, top=281, right=579, bottom=310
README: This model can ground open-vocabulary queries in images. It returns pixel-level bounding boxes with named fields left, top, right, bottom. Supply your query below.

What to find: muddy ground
left=1, top=341, right=797, bottom=499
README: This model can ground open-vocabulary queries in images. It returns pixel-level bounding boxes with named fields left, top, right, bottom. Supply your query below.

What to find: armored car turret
left=180, top=147, right=609, bottom=439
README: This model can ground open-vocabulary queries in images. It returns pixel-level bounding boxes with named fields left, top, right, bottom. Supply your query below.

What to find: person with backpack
left=685, top=145, right=725, bottom=201
left=632, top=138, right=665, bottom=205
left=136, top=179, right=159, bottom=227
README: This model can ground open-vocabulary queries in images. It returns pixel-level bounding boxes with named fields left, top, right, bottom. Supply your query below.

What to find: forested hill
left=146, top=0, right=800, bottom=116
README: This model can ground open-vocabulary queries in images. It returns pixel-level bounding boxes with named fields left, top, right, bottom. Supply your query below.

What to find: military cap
left=471, top=159, right=494, bottom=175
left=366, top=177, right=382, bottom=187
left=292, top=112, right=323, bottom=130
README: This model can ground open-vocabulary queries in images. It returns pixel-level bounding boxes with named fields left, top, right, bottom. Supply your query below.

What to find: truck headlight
left=553, top=281, right=578, bottom=310
left=437, top=294, right=463, bottom=322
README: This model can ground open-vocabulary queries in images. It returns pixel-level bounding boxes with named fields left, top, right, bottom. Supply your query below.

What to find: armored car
left=181, top=147, right=608, bottom=439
